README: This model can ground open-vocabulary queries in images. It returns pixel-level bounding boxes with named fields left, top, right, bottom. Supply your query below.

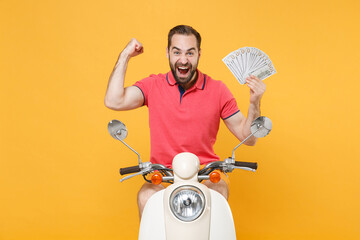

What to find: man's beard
left=170, top=61, right=198, bottom=85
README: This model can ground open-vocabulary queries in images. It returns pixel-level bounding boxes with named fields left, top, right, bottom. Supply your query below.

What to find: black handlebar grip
left=234, top=161, right=258, bottom=170
left=120, top=165, right=141, bottom=175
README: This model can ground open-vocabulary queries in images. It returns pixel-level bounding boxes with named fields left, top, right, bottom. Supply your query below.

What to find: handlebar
left=119, top=159, right=257, bottom=182
left=234, top=161, right=257, bottom=170
left=120, top=165, right=141, bottom=175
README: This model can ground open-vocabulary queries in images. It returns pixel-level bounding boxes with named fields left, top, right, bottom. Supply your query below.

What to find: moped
left=107, top=116, right=272, bottom=240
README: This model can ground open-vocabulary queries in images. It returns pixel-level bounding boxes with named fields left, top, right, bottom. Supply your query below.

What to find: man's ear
left=198, top=49, right=201, bottom=57
left=166, top=47, right=169, bottom=59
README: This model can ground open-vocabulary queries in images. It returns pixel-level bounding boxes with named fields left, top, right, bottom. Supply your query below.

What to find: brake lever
left=120, top=171, right=144, bottom=182
left=232, top=166, right=256, bottom=172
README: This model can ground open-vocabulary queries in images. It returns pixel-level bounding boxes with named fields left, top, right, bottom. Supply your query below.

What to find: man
left=105, top=25, right=266, bottom=218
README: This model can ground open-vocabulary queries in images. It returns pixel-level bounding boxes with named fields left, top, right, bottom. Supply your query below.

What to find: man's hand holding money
left=246, top=75, right=266, bottom=104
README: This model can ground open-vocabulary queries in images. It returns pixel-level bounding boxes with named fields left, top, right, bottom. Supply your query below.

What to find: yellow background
left=1, top=0, right=359, bottom=239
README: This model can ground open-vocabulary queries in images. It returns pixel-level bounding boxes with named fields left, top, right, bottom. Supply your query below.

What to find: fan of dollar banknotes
left=222, top=47, right=276, bottom=85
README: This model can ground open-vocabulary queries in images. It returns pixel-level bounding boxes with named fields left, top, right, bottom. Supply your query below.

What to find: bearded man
left=105, top=25, right=266, bottom=218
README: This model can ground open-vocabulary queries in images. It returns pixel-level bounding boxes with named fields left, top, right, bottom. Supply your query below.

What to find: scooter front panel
left=138, top=190, right=166, bottom=240
left=209, top=189, right=236, bottom=239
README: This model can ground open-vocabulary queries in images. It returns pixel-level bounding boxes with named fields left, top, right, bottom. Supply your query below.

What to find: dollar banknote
left=223, top=47, right=276, bottom=85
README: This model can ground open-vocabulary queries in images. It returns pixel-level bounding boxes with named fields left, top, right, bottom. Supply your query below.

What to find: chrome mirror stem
left=231, top=127, right=262, bottom=159
left=117, top=138, right=142, bottom=165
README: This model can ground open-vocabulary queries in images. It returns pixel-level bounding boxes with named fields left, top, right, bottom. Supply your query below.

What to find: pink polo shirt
left=134, top=70, right=239, bottom=168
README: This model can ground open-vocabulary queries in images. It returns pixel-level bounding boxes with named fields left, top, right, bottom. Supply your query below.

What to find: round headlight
left=169, top=185, right=205, bottom=222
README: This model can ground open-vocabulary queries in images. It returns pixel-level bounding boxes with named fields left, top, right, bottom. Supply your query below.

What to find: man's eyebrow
left=171, top=47, right=196, bottom=51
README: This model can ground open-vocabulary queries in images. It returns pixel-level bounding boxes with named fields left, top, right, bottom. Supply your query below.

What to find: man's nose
left=179, top=54, right=188, bottom=64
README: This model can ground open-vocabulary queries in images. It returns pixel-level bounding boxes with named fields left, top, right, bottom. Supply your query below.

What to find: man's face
left=167, top=34, right=201, bottom=86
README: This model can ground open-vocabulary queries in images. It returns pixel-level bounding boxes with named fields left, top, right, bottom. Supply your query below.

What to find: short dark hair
left=167, top=25, right=201, bottom=50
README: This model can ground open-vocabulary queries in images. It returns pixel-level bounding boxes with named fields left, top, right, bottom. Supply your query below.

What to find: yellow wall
left=1, top=0, right=359, bottom=239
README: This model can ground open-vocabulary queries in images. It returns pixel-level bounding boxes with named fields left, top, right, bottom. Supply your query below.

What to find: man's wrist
left=116, top=52, right=131, bottom=67
left=248, top=100, right=261, bottom=119
left=249, top=99, right=260, bottom=108
left=119, top=50, right=131, bottom=61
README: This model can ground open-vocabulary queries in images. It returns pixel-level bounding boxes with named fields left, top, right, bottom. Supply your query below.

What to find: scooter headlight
left=169, top=186, right=205, bottom=222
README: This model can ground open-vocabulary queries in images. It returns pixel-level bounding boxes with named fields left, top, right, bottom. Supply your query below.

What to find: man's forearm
left=104, top=38, right=144, bottom=110
left=243, top=100, right=261, bottom=145
left=241, top=74, right=266, bottom=145
left=105, top=53, right=130, bottom=109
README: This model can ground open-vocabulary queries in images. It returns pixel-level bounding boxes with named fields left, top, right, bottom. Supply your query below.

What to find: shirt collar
left=166, top=70, right=206, bottom=90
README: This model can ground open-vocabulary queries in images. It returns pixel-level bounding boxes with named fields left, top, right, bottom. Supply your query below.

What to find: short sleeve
left=219, top=82, right=240, bottom=119
left=133, top=75, right=156, bottom=106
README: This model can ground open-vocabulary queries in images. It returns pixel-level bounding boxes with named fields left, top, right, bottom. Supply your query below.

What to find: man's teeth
left=178, top=67, right=188, bottom=70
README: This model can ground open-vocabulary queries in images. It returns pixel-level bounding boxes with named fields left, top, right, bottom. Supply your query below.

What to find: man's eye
left=187, top=52, right=194, bottom=56
left=174, top=51, right=180, bottom=55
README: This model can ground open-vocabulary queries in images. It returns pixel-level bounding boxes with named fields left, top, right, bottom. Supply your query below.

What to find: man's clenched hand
left=121, top=38, right=144, bottom=58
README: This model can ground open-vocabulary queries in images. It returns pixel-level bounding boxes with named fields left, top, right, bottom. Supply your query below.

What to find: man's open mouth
left=177, top=66, right=190, bottom=75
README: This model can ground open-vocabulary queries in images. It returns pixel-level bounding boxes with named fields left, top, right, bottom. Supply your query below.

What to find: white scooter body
left=108, top=117, right=272, bottom=240
left=139, top=152, right=236, bottom=240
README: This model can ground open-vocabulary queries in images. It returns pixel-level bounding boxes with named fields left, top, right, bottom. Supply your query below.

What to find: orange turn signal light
left=209, top=172, right=221, bottom=183
left=151, top=173, right=163, bottom=185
